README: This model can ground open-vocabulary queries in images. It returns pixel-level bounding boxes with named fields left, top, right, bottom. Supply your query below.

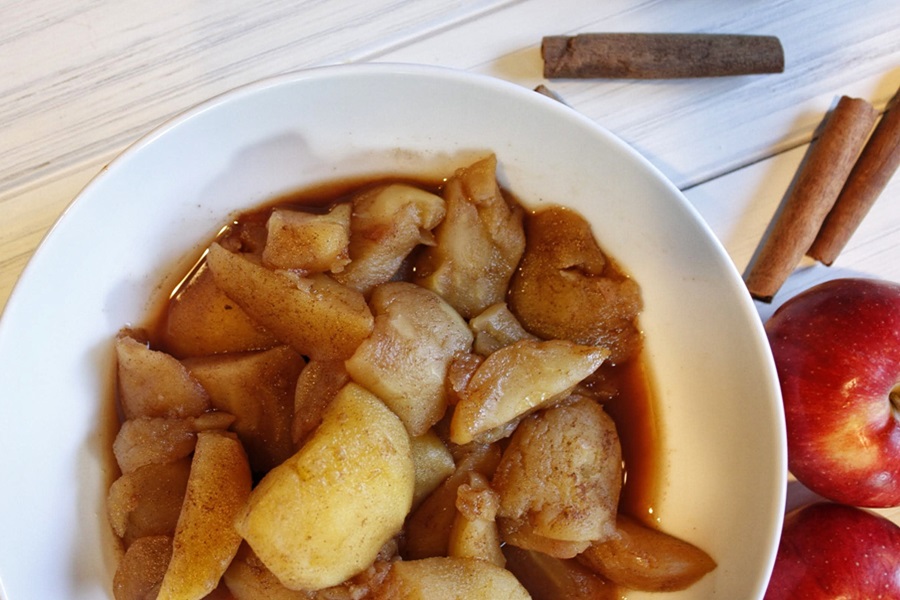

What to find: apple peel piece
left=449, top=338, right=609, bottom=444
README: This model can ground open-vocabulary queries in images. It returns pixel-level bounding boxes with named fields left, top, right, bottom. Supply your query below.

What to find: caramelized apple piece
left=503, top=545, right=617, bottom=600
left=184, top=345, right=303, bottom=473
left=577, top=514, right=716, bottom=592
left=508, top=206, right=643, bottom=365
left=469, top=302, right=537, bottom=356
left=236, top=383, right=414, bottom=591
left=161, top=264, right=278, bottom=358
left=223, top=543, right=316, bottom=600
left=224, top=541, right=396, bottom=600
left=291, top=359, right=349, bottom=447
left=157, top=432, right=252, bottom=600
left=345, top=282, right=473, bottom=436
left=334, top=184, right=446, bottom=294
left=116, top=332, right=210, bottom=419
left=206, top=243, right=373, bottom=360
left=113, top=412, right=235, bottom=474
left=374, top=557, right=531, bottom=600
left=449, top=339, right=608, bottom=445
left=494, top=398, right=622, bottom=558
left=262, top=204, right=352, bottom=273
left=414, top=155, right=525, bottom=319
left=409, top=430, right=456, bottom=509
left=447, top=472, right=505, bottom=567
left=404, top=442, right=501, bottom=559
left=107, top=458, right=191, bottom=544
left=113, top=535, right=173, bottom=600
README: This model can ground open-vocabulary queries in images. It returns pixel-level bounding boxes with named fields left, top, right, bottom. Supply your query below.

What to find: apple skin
left=765, top=277, right=900, bottom=507
left=764, top=502, right=900, bottom=599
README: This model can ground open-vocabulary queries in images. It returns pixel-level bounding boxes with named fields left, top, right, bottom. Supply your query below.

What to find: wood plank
left=0, top=0, right=516, bottom=195
left=377, top=0, right=900, bottom=188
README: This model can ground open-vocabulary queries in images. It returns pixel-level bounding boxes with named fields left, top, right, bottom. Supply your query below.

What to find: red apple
left=764, top=502, right=900, bottom=599
left=765, top=277, right=900, bottom=507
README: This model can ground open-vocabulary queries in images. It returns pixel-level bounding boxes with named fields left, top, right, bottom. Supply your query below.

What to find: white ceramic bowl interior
left=0, top=64, right=786, bottom=599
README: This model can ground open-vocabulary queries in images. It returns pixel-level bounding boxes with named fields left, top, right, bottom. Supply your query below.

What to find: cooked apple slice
left=116, top=332, right=211, bottom=419
left=107, top=458, right=192, bottom=544
left=345, top=282, right=473, bottom=436
left=508, top=206, right=643, bottom=365
left=161, top=263, right=278, bottom=358
left=404, top=442, right=502, bottom=559
left=291, top=359, right=349, bottom=447
left=262, top=204, right=352, bottom=273
left=113, top=412, right=235, bottom=474
left=113, top=535, right=173, bottom=600
left=205, top=243, right=373, bottom=360
left=577, top=514, right=716, bottom=592
left=223, top=543, right=316, bottom=600
left=333, top=184, right=445, bottom=294
left=374, top=556, right=531, bottom=600
left=409, top=430, right=456, bottom=509
left=414, top=155, right=525, bottom=319
left=449, top=338, right=608, bottom=445
left=236, top=383, right=414, bottom=590
left=469, top=302, right=537, bottom=356
left=156, top=432, right=252, bottom=600
left=447, top=472, right=505, bottom=567
left=503, top=544, right=617, bottom=600
left=494, top=398, right=622, bottom=558
left=184, top=345, right=304, bottom=473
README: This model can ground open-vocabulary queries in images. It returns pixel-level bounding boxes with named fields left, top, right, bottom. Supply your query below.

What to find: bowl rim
left=0, top=62, right=787, bottom=600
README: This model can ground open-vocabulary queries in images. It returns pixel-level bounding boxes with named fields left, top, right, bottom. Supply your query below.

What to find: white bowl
left=0, top=63, right=786, bottom=599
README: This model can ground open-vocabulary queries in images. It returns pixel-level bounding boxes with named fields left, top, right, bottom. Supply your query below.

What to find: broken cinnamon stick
left=745, top=96, right=878, bottom=302
left=542, top=33, right=784, bottom=79
left=807, top=86, right=900, bottom=265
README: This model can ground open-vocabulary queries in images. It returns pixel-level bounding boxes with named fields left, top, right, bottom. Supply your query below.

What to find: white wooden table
left=2, top=0, right=899, bottom=577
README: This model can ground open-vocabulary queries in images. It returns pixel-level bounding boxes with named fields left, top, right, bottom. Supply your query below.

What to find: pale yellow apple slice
left=236, top=383, right=414, bottom=591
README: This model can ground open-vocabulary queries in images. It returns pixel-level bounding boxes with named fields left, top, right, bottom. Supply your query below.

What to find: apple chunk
left=334, top=184, right=446, bottom=294
left=236, top=383, right=414, bottom=590
left=508, top=206, right=643, bottom=365
left=206, top=242, right=373, bottom=360
left=156, top=432, right=252, bottom=600
left=184, top=345, right=304, bottom=473
left=493, top=397, right=622, bottom=558
left=449, top=338, right=608, bottom=444
left=116, top=332, right=210, bottom=419
left=374, top=556, right=531, bottom=600
left=577, top=514, right=716, bottom=591
left=414, top=154, right=525, bottom=319
left=262, top=203, right=352, bottom=273
left=346, top=281, right=474, bottom=436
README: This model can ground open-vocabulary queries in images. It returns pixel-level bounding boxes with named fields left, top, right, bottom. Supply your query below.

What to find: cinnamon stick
left=542, top=33, right=784, bottom=79
left=745, top=96, right=878, bottom=302
left=807, top=86, right=900, bottom=265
